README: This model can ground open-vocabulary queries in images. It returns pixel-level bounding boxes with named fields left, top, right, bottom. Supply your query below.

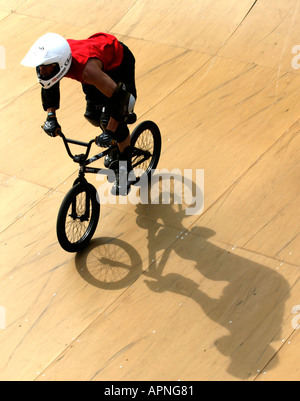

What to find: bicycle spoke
left=132, top=129, right=154, bottom=177
left=64, top=192, right=92, bottom=244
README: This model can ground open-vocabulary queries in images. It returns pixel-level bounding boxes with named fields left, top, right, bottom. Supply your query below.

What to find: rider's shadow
left=75, top=173, right=290, bottom=380
left=134, top=173, right=290, bottom=380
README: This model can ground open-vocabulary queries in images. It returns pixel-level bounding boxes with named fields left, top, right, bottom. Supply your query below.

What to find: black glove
left=42, top=113, right=61, bottom=137
left=95, top=130, right=117, bottom=148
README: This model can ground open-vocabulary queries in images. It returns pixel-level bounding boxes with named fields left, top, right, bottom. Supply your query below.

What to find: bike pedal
left=104, top=148, right=119, bottom=168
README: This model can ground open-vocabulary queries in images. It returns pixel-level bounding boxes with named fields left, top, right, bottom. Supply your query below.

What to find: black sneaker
left=104, top=148, right=119, bottom=168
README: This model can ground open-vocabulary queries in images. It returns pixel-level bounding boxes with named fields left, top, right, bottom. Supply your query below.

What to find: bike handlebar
left=59, top=131, right=96, bottom=162
left=59, top=131, right=118, bottom=165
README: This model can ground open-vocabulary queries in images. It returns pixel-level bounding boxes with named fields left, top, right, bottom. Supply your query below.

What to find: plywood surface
left=0, top=0, right=299, bottom=381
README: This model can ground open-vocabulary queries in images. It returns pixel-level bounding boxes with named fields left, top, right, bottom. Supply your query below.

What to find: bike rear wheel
left=57, top=182, right=100, bottom=252
left=130, top=120, right=161, bottom=182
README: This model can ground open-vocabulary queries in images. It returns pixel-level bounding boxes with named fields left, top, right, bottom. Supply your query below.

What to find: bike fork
left=70, top=177, right=91, bottom=222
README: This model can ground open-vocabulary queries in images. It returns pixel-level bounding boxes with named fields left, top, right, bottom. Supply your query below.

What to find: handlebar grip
left=41, top=122, right=62, bottom=138
left=56, top=128, right=62, bottom=137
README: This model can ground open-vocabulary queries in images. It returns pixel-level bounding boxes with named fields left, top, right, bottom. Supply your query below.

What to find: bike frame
left=59, top=132, right=151, bottom=180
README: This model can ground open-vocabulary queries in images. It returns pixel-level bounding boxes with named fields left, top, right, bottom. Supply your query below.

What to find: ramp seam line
left=212, top=1, right=258, bottom=58
left=254, top=329, right=297, bottom=380
left=108, top=0, right=140, bottom=32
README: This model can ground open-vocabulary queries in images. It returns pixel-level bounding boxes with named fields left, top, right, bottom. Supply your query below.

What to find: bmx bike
left=56, top=119, right=161, bottom=253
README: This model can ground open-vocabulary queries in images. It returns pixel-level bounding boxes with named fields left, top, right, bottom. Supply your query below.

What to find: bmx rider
left=21, top=32, right=137, bottom=196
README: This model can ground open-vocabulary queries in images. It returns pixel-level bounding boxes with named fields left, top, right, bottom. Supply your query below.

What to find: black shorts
left=82, top=42, right=137, bottom=105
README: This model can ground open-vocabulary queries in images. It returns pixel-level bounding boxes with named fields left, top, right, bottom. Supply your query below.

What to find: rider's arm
left=82, top=58, right=120, bottom=132
left=41, top=81, right=60, bottom=112
left=41, top=82, right=61, bottom=137
left=46, top=107, right=57, bottom=115
left=82, top=58, right=117, bottom=97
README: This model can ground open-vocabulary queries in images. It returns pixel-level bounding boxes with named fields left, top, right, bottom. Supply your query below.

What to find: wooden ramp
left=0, top=0, right=300, bottom=381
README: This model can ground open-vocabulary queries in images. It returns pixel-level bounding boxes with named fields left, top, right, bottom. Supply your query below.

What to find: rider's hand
left=41, top=113, right=61, bottom=137
left=95, top=130, right=116, bottom=147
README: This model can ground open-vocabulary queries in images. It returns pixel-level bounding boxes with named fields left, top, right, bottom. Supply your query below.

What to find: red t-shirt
left=65, top=33, right=124, bottom=83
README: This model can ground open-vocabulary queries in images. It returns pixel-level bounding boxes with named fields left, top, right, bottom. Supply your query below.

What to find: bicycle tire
left=130, top=120, right=161, bottom=182
left=56, top=182, right=100, bottom=252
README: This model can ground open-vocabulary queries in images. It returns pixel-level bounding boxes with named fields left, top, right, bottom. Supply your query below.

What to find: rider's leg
left=82, top=83, right=106, bottom=127
left=82, top=43, right=137, bottom=127
left=118, top=134, right=131, bottom=153
left=108, top=122, right=134, bottom=196
left=82, top=42, right=137, bottom=175
left=109, top=43, right=137, bottom=101
left=111, top=146, right=134, bottom=196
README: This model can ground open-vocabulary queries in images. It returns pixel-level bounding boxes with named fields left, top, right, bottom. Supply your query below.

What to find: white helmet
left=21, top=33, right=72, bottom=89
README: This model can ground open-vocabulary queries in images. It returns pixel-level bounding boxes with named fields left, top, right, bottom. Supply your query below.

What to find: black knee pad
left=112, top=122, right=130, bottom=143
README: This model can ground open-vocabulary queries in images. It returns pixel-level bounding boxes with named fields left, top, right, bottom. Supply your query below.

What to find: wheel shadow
left=75, top=237, right=143, bottom=290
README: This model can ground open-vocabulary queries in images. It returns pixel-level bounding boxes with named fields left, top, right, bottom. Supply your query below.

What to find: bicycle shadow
left=75, top=173, right=290, bottom=380
left=75, top=171, right=202, bottom=290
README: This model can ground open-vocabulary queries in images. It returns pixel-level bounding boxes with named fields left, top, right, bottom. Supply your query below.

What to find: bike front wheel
left=56, top=182, right=100, bottom=253
left=130, top=120, right=161, bottom=183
